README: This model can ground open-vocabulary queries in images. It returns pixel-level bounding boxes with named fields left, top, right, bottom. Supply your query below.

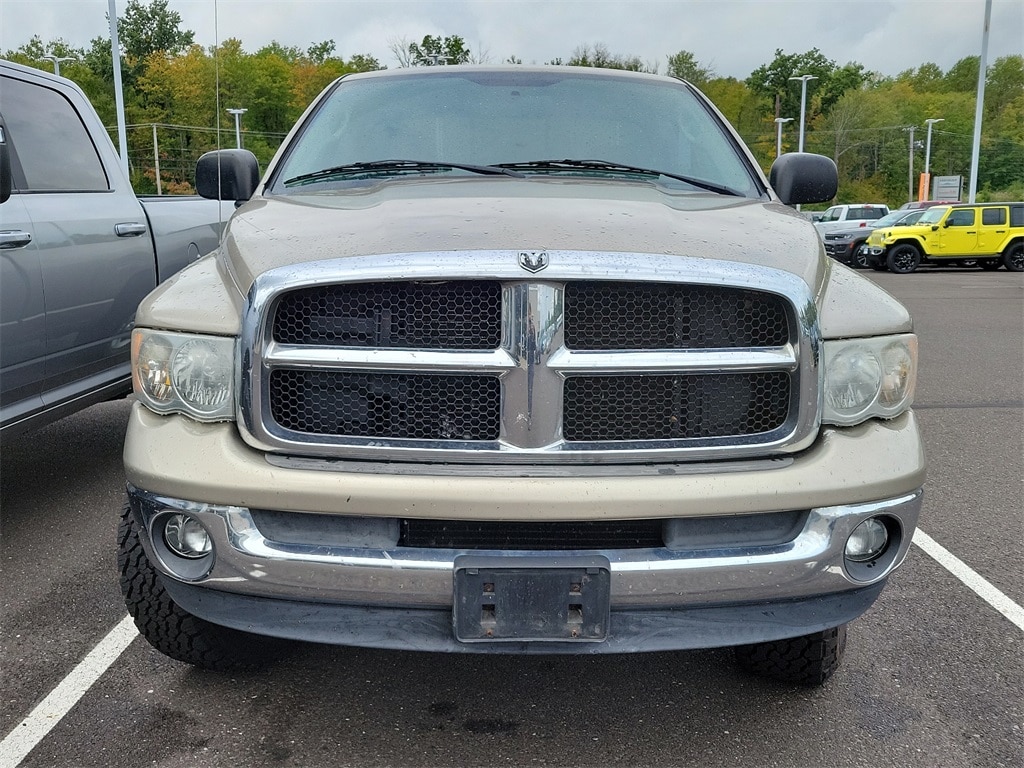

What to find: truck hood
left=220, top=177, right=824, bottom=293
left=141, top=177, right=912, bottom=338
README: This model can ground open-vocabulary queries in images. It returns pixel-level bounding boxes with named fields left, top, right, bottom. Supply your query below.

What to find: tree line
left=4, top=0, right=1022, bottom=204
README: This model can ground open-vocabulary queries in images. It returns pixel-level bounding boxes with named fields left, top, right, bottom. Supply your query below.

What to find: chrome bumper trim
left=132, top=487, right=922, bottom=611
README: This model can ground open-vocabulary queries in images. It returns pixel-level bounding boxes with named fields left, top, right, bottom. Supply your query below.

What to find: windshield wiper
left=494, top=159, right=744, bottom=197
left=283, top=159, right=525, bottom=186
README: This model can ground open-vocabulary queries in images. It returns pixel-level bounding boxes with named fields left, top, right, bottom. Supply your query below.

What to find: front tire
left=734, top=625, right=847, bottom=686
left=1003, top=242, right=1023, bottom=272
left=852, top=246, right=869, bottom=269
left=887, top=244, right=921, bottom=274
left=118, top=498, right=285, bottom=670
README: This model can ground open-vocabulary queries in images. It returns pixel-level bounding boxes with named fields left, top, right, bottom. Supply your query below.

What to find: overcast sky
left=2, top=0, right=1021, bottom=80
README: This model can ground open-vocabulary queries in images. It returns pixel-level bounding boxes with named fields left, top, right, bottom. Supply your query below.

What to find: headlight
left=132, top=330, right=235, bottom=421
left=822, top=334, right=917, bottom=425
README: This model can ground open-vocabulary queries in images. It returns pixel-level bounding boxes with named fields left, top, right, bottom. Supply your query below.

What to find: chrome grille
left=242, top=252, right=819, bottom=464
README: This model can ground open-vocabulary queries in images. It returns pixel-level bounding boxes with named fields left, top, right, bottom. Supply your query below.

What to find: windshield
left=872, top=212, right=907, bottom=227
left=918, top=206, right=950, bottom=224
left=270, top=69, right=761, bottom=197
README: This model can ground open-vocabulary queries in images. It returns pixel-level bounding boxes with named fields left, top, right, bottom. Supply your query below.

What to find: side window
left=1011, top=206, right=1024, bottom=227
left=981, top=208, right=1006, bottom=226
left=863, top=208, right=886, bottom=220
left=947, top=209, right=975, bottom=227
left=847, top=208, right=866, bottom=219
left=822, top=207, right=840, bottom=222
left=0, top=75, right=109, bottom=192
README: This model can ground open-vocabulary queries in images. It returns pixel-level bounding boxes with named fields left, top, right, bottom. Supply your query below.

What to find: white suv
left=814, top=203, right=890, bottom=236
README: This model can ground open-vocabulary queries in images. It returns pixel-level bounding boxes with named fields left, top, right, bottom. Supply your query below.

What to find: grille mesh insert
left=270, top=370, right=501, bottom=440
left=564, top=282, right=789, bottom=349
left=273, top=281, right=501, bottom=348
left=563, top=372, right=791, bottom=441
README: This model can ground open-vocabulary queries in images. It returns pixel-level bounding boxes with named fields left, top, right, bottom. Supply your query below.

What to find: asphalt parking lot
left=1, top=268, right=1021, bottom=768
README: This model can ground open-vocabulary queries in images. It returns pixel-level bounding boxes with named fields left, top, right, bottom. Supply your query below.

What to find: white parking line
left=0, top=616, right=137, bottom=768
left=2, top=530, right=1022, bottom=767
left=914, top=528, right=1024, bottom=631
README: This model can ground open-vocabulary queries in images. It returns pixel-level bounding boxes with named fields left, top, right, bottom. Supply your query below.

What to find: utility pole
left=788, top=74, right=817, bottom=152
left=152, top=124, right=161, bottom=195
left=906, top=126, right=916, bottom=205
left=227, top=108, right=247, bottom=149
left=922, top=118, right=944, bottom=201
left=788, top=74, right=817, bottom=210
left=774, top=117, right=793, bottom=159
left=968, top=0, right=993, bottom=203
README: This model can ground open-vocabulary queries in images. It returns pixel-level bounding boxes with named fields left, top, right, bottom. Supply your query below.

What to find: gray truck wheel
left=118, top=499, right=285, bottom=670
left=886, top=244, right=921, bottom=274
left=733, top=624, right=847, bottom=686
left=1003, top=242, right=1023, bottom=272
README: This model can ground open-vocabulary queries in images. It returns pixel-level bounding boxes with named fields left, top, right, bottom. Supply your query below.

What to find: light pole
left=774, top=117, right=793, bottom=159
left=42, top=55, right=76, bottom=77
left=788, top=74, right=817, bottom=152
left=226, top=108, right=247, bottom=149
left=923, top=117, right=944, bottom=200
left=905, top=126, right=917, bottom=205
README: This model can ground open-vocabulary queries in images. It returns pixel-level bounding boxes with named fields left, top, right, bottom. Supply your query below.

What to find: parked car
left=864, top=202, right=1024, bottom=272
left=813, top=203, right=890, bottom=236
left=823, top=209, right=927, bottom=268
left=119, top=66, right=924, bottom=687
left=0, top=60, right=227, bottom=436
left=896, top=200, right=960, bottom=211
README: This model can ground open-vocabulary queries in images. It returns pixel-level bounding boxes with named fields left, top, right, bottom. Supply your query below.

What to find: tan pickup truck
left=119, top=66, right=925, bottom=686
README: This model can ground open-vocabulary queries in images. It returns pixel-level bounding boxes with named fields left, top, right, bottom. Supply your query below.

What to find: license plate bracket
left=453, top=555, right=611, bottom=643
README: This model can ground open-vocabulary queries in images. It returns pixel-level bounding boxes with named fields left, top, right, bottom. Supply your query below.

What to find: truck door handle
left=0, top=230, right=33, bottom=249
left=115, top=222, right=148, bottom=237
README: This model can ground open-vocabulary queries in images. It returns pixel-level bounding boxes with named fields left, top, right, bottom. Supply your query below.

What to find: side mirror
left=196, top=149, right=260, bottom=202
left=0, top=124, right=12, bottom=204
left=769, top=152, right=838, bottom=206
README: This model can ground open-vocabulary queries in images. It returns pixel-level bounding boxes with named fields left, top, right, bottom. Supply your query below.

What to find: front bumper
left=125, top=404, right=925, bottom=652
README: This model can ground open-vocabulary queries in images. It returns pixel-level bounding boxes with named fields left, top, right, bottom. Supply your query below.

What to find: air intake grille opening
left=400, top=519, right=665, bottom=550
left=273, top=280, right=502, bottom=348
left=564, top=282, right=789, bottom=349
left=563, top=372, right=791, bottom=441
left=270, top=370, right=501, bottom=440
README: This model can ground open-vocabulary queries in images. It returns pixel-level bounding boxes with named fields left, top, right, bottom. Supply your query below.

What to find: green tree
left=747, top=48, right=867, bottom=120
left=406, top=35, right=471, bottom=66
left=666, top=50, right=714, bottom=87
left=566, top=43, right=654, bottom=73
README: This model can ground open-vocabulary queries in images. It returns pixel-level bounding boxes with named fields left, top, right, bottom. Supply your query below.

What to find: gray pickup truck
left=0, top=60, right=226, bottom=436
left=119, top=66, right=925, bottom=686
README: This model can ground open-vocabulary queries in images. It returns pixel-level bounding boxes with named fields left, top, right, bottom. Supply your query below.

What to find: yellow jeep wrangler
left=864, top=202, right=1024, bottom=273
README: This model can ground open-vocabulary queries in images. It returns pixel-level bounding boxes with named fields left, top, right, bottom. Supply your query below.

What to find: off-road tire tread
left=1003, top=243, right=1023, bottom=272
left=886, top=244, right=920, bottom=274
left=118, top=499, right=281, bottom=671
left=733, top=625, right=847, bottom=686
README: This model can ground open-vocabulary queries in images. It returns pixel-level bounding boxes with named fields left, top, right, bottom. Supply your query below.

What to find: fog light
left=846, top=518, right=889, bottom=562
left=163, top=514, right=212, bottom=559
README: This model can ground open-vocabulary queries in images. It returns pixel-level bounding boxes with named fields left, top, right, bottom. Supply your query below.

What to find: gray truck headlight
left=822, top=334, right=917, bottom=425
left=132, top=330, right=235, bottom=421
